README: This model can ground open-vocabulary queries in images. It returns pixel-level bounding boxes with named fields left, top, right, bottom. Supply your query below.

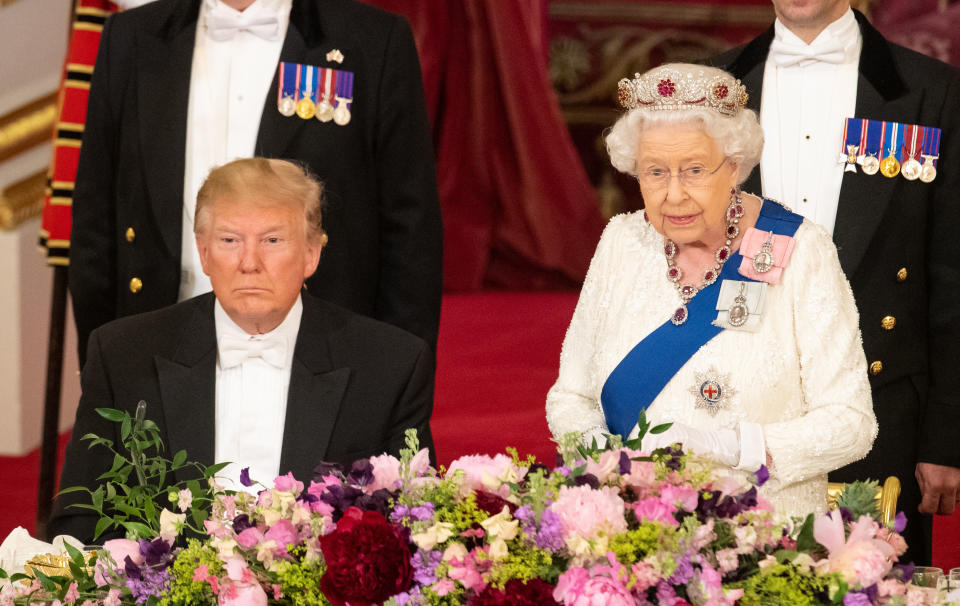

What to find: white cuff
left=735, top=421, right=766, bottom=472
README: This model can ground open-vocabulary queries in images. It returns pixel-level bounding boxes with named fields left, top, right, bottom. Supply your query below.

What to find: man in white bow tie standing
left=50, top=158, right=435, bottom=544
left=68, top=0, right=442, bottom=370
left=716, top=0, right=960, bottom=564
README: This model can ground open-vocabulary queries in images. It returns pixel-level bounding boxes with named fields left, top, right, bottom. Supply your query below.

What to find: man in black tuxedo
left=68, top=0, right=442, bottom=367
left=50, top=158, right=434, bottom=544
left=716, top=0, right=960, bottom=564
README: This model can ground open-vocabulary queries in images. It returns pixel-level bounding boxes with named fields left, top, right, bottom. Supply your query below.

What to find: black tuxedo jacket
left=68, top=0, right=442, bottom=365
left=717, top=11, right=960, bottom=561
left=48, top=292, right=435, bottom=544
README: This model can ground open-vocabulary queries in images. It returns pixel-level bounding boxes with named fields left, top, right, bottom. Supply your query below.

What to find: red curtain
left=368, top=0, right=606, bottom=290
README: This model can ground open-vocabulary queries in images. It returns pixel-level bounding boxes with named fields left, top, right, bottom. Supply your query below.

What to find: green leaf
left=93, top=517, right=113, bottom=540
left=650, top=422, right=672, bottom=435
left=122, top=521, right=153, bottom=539
left=172, top=449, right=187, bottom=468
left=795, top=513, right=818, bottom=552
left=91, top=486, right=104, bottom=510
left=121, top=416, right=131, bottom=441
left=56, top=485, right=91, bottom=496
left=0, top=568, right=7, bottom=579
left=106, top=482, right=117, bottom=501
left=96, top=408, right=127, bottom=423
left=63, top=542, right=83, bottom=563
left=31, top=567, right=59, bottom=592
left=205, top=462, right=230, bottom=477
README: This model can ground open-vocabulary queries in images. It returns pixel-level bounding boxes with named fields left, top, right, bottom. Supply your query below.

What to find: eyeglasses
left=636, top=157, right=728, bottom=190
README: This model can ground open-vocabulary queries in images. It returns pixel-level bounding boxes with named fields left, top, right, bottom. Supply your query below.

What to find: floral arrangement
left=0, top=409, right=952, bottom=606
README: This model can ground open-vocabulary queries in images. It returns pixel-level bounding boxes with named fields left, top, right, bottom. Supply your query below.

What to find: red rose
left=469, top=578, right=558, bottom=605
left=319, top=506, right=413, bottom=606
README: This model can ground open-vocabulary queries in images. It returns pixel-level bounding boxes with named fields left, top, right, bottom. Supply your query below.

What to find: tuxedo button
left=869, top=360, right=883, bottom=376
left=897, top=267, right=907, bottom=281
left=125, top=227, right=135, bottom=242
left=129, top=277, right=143, bottom=293
left=881, top=316, right=896, bottom=330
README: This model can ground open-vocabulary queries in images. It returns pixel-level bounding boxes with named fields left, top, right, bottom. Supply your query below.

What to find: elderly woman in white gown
left=545, top=63, right=877, bottom=519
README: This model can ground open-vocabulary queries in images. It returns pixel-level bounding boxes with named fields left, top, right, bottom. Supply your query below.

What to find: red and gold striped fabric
left=39, top=0, right=117, bottom=266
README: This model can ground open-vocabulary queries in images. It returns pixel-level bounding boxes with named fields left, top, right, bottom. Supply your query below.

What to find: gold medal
left=879, top=153, right=900, bottom=178
left=901, top=158, right=921, bottom=181
left=296, top=96, right=316, bottom=120
left=278, top=94, right=296, bottom=117
left=920, top=154, right=938, bottom=183
left=333, top=97, right=351, bottom=125
left=861, top=154, right=880, bottom=175
left=316, top=98, right=334, bottom=122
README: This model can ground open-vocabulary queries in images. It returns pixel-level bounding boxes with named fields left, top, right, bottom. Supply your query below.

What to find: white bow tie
left=218, top=333, right=286, bottom=369
left=769, top=37, right=846, bottom=67
left=206, top=8, right=281, bottom=42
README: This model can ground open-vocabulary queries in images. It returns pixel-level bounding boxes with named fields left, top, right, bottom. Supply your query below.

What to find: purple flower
left=667, top=556, right=694, bottom=585
left=892, top=562, right=915, bottom=583
left=240, top=467, right=253, bottom=487
left=555, top=466, right=571, bottom=477
left=843, top=592, right=872, bottom=606
left=751, top=465, right=770, bottom=487
left=618, top=451, right=631, bottom=475
left=137, top=538, right=171, bottom=568
left=233, top=514, right=253, bottom=534
left=390, top=504, right=411, bottom=524
left=125, top=565, right=171, bottom=604
left=839, top=507, right=854, bottom=525
left=347, top=459, right=374, bottom=487
left=662, top=445, right=684, bottom=471
left=894, top=511, right=907, bottom=534
left=533, top=508, right=566, bottom=551
left=410, top=504, right=434, bottom=522
left=412, top=550, right=443, bottom=585
left=573, top=473, right=600, bottom=489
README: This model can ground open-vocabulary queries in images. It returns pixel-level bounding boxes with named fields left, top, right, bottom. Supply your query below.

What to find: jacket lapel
left=255, top=0, right=329, bottom=158
left=138, top=0, right=201, bottom=258
left=833, top=11, right=917, bottom=275
left=278, top=294, right=350, bottom=481
left=723, top=25, right=772, bottom=195
left=155, top=294, right=218, bottom=481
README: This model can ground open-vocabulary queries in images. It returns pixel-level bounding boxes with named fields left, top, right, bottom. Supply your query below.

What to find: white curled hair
left=605, top=106, right=764, bottom=185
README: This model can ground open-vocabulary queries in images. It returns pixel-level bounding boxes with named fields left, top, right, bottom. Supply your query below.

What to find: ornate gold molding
left=0, top=170, right=46, bottom=231
left=549, top=2, right=775, bottom=26
left=0, top=0, right=26, bottom=6
left=0, top=92, right=58, bottom=164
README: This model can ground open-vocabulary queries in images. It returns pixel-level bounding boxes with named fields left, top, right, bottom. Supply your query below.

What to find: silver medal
left=751, top=231, right=775, bottom=274
left=727, top=282, right=749, bottom=327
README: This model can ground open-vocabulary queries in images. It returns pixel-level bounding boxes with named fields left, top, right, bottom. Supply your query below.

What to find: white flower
left=159, top=509, right=186, bottom=542
left=177, top=488, right=192, bottom=512
left=412, top=522, right=455, bottom=551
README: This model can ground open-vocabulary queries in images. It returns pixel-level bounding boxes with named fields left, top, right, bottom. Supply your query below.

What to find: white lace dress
left=546, top=208, right=877, bottom=519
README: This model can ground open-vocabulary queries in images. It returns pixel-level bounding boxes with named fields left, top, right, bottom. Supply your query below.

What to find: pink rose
left=631, top=497, right=678, bottom=526
left=95, top=539, right=143, bottom=586
left=585, top=450, right=622, bottom=483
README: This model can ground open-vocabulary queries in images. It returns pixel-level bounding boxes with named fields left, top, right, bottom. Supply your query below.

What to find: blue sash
left=599, top=201, right=803, bottom=437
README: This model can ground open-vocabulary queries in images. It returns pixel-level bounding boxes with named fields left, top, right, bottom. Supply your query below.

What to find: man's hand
left=916, top=462, right=960, bottom=515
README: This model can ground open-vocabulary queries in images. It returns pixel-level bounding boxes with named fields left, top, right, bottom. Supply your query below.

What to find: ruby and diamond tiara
left=617, top=66, right=749, bottom=116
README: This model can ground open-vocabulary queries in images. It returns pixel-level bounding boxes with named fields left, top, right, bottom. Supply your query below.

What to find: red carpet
left=1, top=292, right=957, bottom=567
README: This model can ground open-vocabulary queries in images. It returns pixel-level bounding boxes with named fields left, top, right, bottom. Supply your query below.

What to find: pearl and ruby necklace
left=662, top=189, right=744, bottom=325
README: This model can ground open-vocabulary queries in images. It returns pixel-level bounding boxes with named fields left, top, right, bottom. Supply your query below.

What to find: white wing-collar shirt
left=213, top=296, right=302, bottom=491
left=179, top=0, right=292, bottom=301
left=760, top=8, right=862, bottom=235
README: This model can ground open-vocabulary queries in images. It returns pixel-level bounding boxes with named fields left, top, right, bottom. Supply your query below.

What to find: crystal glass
left=913, top=566, right=944, bottom=588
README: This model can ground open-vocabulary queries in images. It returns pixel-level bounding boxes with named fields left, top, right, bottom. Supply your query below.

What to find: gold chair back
left=826, top=476, right=901, bottom=527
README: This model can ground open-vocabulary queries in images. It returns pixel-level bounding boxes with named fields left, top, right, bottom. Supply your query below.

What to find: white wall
left=0, top=0, right=82, bottom=455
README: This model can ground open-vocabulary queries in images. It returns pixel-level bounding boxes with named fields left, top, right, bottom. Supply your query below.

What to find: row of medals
left=845, top=146, right=938, bottom=182
left=278, top=92, right=352, bottom=125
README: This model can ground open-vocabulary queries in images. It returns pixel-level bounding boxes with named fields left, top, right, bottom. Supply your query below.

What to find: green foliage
left=727, top=562, right=836, bottom=606
left=487, top=547, right=559, bottom=586
left=609, top=521, right=676, bottom=565
left=434, top=493, right=488, bottom=534
left=61, top=403, right=224, bottom=540
left=160, top=539, right=222, bottom=606
left=836, top=480, right=881, bottom=520
left=271, top=547, right=329, bottom=606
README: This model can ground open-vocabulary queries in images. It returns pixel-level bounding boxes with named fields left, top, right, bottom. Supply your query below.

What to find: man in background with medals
left=714, top=0, right=960, bottom=564
left=68, top=0, right=442, bottom=367
left=716, top=0, right=960, bottom=564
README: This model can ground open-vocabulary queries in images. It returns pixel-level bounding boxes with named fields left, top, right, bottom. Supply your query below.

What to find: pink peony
left=715, top=548, right=739, bottom=574
left=631, top=497, right=678, bottom=526
left=631, top=560, right=660, bottom=592
left=550, top=485, right=628, bottom=544
left=814, top=511, right=894, bottom=587
left=621, top=449, right=656, bottom=487
left=367, top=454, right=402, bottom=493
left=876, top=526, right=908, bottom=557
left=272, top=472, right=303, bottom=494
left=554, top=567, right=634, bottom=606
left=95, top=539, right=144, bottom=586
